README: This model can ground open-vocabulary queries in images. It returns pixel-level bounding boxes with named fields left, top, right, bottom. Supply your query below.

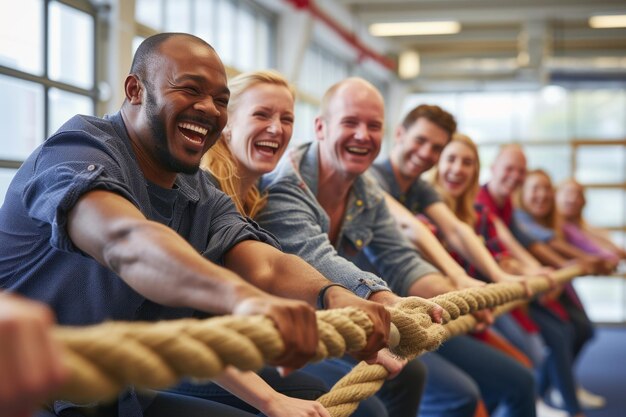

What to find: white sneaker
left=548, top=388, right=565, bottom=408
left=548, top=387, right=607, bottom=410
left=536, top=399, right=569, bottom=417
left=576, top=387, right=606, bottom=409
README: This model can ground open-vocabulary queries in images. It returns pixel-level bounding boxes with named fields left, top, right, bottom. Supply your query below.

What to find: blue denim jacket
left=258, top=142, right=439, bottom=297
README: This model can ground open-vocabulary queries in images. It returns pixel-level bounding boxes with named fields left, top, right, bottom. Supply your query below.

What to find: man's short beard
left=144, top=84, right=199, bottom=176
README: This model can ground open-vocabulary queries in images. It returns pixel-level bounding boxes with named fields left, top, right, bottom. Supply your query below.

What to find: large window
left=135, top=0, right=274, bottom=72
left=0, top=0, right=96, bottom=204
left=405, top=87, right=626, bottom=322
left=298, top=43, right=349, bottom=98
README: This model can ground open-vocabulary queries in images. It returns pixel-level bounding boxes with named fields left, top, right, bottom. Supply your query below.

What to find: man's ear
left=314, top=115, right=325, bottom=142
left=222, top=125, right=232, bottom=142
left=394, top=125, right=405, bottom=144
left=124, top=74, right=143, bottom=104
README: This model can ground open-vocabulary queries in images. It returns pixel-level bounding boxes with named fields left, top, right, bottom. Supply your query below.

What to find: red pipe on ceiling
left=285, top=0, right=396, bottom=71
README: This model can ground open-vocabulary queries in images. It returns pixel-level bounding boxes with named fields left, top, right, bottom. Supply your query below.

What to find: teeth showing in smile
left=347, top=147, right=369, bottom=155
left=446, top=176, right=463, bottom=184
left=178, top=122, right=209, bottom=143
left=256, top=141, right=279, bottom=149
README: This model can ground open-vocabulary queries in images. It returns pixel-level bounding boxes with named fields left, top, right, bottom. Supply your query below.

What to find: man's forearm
left=528, top=242, right=568, bottom=268
left=265, top=252, right=333, bottom=306
left=408, top=273, right=457, bottom=298
left=68, top=190, right=263, bottom=314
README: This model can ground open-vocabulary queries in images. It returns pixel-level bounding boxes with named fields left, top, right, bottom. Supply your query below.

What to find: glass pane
left=574, top=277, right=624, bottom=322
left=216, top=0, right=235, bottom=66
left=136, top=0, right=163, bottom=29
left=0, top=168, right=19, bottom=206
left=573, top=89, right=626, bottom=139
left=165, top=0, right=191, bottom=32
left=524, top=145, right=572, bottom=183
left=403, top=93, right=459, bottom=124
left=132, top=36, right=145, bottom=55
left=48, top=1, right=94, bottom=90
left=516, top=89, right=569, bottom=141
left=0, top=74, right=44, bottom=160
left=235, top=7, right=255, bottom=71
left=48, top=88, right=94, bottom=136
left=293, top=101, right=317, bottom=148
left=458, top=93, right=514, bottom=143
left=0, top=0, right=43, bottom=74
left=576, top=145, right=626, bottom=184
left=256, top=17, right=271, bottom=68
left=583, top=189, right=625, bottom=228
left=194, top=0, right=216, bottom=45
left=610, top=231, right=625, bottom=250
left=298, top=48, right=317, bottom=96
left=477, top=145, right=499, bottom=185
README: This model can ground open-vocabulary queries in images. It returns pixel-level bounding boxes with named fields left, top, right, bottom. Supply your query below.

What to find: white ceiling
left=335, top=0, right=626, bottom=90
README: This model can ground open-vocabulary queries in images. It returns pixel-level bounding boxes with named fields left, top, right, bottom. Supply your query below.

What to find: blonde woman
left=515, top=170, right=607, bottom=274
left=182, top=70, right=417, bottom=417
left=556, top=179, right=625, bottom=264
left=426, top=133, right=544, bottom=365
left=431, top=134, right=597, bottom=417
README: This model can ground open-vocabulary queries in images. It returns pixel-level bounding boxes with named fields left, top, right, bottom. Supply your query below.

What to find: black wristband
left=316, top=283, right=348, bottom=310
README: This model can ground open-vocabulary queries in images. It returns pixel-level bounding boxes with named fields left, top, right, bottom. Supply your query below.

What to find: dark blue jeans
left=302, top=356, right=427, bottom=417
left=422, top=335, right=536, bottom=417
left=529, top=302, right=582, bottom=415
left=38, top=390, right=260, bottom=417
left=558, top=291, right=594, bottom=360
left=168, top=367, right=327, bottom=415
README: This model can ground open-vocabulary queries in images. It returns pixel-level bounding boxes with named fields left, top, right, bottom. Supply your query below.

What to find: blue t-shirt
left=513, top=208, right=555, bottom=243
left=0, top=112, right=278, bottom=325
left=369, top=158, right=442, bottom=215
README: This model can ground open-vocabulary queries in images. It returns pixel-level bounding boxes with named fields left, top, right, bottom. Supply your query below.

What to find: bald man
left=256, top=78, right=536, bottom=417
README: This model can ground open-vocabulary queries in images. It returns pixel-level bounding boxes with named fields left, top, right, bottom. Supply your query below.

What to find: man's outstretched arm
left=67, top=190, right=318, bottom=369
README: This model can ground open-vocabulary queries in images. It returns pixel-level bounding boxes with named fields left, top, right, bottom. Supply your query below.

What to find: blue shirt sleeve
left=201, top=188, right=281, bottom=264
left=357, top=194, right=440, bottom=296
left=21, top=132, right=140, bottom=254
left=513, top=209, right=555, bottom=244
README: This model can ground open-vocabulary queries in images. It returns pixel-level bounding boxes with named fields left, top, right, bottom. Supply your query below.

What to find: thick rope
left=50, top=265, right=581, bottom=412
left=317, top=265, right=582, bottom=416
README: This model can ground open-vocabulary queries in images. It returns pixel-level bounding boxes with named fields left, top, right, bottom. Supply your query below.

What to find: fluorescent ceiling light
left=399, top=51, right=420, bottom=79
left=589, top=15, right=626, bottom=28
left=370, top=21, right=461, bottom=37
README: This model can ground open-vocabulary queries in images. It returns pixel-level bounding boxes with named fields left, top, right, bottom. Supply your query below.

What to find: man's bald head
left=494, top=144, right=526, bottom=166
left=130, top=33, right=214, bottom=84
left=319, top=77, right=384, bottom=120
left=489, top=144, right=527, bottom=200
left=315, top=77, right=385, bottom=181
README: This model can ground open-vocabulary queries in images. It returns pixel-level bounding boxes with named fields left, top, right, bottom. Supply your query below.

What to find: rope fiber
left=49, top=265, right=582, bottom=414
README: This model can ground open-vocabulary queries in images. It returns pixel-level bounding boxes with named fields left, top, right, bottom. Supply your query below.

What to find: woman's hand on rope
left=261, top=393, right=331, bottom=417
left=372, top=348, right=408, bottom=380
left=232, top=295, right=318, bottom=372
left=328, top=288, right=391, bottom=362
left=0, top=293, right=68, bottom=417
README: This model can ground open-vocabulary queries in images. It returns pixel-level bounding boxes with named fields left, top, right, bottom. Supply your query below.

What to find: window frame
left=0, top=0, right=98, bottom=168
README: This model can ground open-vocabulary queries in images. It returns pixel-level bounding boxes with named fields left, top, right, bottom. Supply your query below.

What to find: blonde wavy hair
left=201, top=70, right=295, bottom=218
left=429, top=133, right=479, bottom=226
